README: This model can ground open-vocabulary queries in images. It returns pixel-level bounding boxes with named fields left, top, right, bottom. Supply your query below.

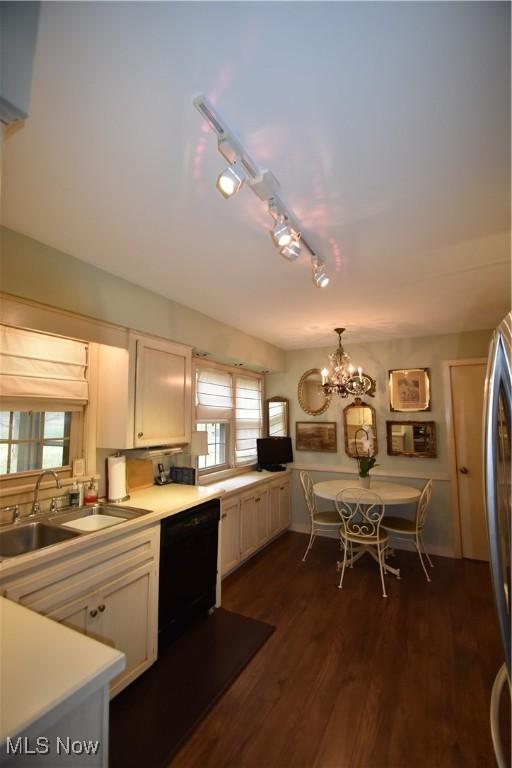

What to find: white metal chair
left=381, top=479, right=434, bottom=581
left=300, top=471, right=340, bottom=562
left=335, top=488, right=393, bottom=598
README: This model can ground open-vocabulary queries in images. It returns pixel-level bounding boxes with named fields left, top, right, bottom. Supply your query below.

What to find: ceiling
left=2, top=1, right=510, bottom=350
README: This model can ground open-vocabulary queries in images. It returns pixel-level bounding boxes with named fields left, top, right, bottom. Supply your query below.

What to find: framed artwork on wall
left=295, top=421, right=337, bottom=452
left=389, top=368, right=431, bottom=412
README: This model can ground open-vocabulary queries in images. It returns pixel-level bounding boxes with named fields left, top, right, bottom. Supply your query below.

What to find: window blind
left=235, top=375, right=262, bottom=466
left=195, top=367, right=233, bottom=420
left=0, top=325, right=88, bottom=402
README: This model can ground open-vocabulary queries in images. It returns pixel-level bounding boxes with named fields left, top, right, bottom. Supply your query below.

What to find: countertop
left=0, top=471, right=290, bottom=579
left=0, top=596, right=124, bottom=744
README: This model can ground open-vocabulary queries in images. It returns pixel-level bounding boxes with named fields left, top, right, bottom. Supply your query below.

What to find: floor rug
left=109, top=608, right=275, bottom=768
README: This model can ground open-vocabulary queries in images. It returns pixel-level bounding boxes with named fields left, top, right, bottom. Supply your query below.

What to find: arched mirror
left=264, top=396, right=289, bottom=437
left=298, top=369, right=331, bottom=416
left=343, top=398, right=377, bottom=457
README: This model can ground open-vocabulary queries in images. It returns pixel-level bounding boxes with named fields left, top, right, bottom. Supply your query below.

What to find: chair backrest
left=335, top=488, right=385, bottom=540
left=416, top=479, right=433, bottom=533
left=299, top=471, right=317, bottom=521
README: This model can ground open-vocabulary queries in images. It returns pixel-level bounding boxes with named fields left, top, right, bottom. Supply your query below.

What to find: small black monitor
left=256, top=437, right=293, bottom=472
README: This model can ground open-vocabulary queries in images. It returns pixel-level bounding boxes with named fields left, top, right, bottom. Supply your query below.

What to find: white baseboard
left=290, top=522, right=455, bottom=559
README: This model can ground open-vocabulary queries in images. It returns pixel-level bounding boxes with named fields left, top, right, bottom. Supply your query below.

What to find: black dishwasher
left=158, top=498, right=220, bottom=651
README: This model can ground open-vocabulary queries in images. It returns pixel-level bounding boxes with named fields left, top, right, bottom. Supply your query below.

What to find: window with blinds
left=195, top=365, right=263, bottom=473
left=0, top=325, right=88, bottom=477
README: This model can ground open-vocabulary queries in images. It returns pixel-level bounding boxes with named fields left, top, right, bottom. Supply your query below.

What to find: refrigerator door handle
left=490, top=663, right=510, bottom=768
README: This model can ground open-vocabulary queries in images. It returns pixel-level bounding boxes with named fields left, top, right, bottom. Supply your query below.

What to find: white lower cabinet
left=220, top=499, right=241, bottom=575
left=3, top=526, right=159, bottom=697
left=220, top=475, right=290, bottom=578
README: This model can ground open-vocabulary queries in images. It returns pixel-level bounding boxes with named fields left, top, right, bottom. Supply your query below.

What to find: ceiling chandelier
left=321, top=328, right=376, bottom=398
left=193, top=94, right=329, bottom=288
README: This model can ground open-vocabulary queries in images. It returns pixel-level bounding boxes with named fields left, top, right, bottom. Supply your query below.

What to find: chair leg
left=419, top=533, right=434, bottom=568
left=377, top=543, right=388, bottom=598
left=415, top=535, right=431, bottom=582
left=338, top=537, right=348, bottom=589
left=302, top=528, right=316, bottom=562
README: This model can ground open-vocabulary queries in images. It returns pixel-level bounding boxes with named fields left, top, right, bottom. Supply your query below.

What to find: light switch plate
left=72, top=458, right=85, bottom=476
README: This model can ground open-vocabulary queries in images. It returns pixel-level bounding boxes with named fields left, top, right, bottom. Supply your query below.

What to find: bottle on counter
left=69, top=482, right=80, bottom=507
left=84, top=478, right=98, bottom=505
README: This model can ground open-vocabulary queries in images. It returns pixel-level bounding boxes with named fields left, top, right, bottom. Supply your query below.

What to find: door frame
left=443, top=358, right=487, bottom=559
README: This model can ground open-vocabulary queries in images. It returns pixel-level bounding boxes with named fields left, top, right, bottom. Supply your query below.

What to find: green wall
left=0, top=226, right=286, bottom=371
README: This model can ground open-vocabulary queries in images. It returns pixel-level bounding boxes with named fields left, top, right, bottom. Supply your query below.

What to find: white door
left=255, top=490, right=269, bottom=547
left=240, top=495, right=258, bottom=559
left=450, top=360, right=488, bottom=560
left=278, top=480, right=291, bottom=531
left=268, top=483, right=281, bottom=538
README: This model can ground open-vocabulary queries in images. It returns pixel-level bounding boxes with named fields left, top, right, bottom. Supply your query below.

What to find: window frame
left=194, top=360, right=264, bottom=479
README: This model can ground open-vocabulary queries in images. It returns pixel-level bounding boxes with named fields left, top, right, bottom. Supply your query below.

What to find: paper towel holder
left=107, top=452, right=131, bottom=503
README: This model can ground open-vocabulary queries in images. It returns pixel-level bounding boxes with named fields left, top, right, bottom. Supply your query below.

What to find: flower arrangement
left=357, top=455, right=378, bottom=478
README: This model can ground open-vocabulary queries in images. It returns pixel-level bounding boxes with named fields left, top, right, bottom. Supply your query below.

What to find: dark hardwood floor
left=170, top=531, right=508, bottom=768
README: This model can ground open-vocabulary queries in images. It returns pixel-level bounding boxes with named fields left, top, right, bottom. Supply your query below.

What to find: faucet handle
left=49, top=497, right=58, bottom=514
left=30, top=501, right=40, bottom=517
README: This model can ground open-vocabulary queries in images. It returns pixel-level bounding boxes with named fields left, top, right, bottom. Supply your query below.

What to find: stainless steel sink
left=49, top=503, right=149, bottom=525
left=0, top=521, right=81, bottom=558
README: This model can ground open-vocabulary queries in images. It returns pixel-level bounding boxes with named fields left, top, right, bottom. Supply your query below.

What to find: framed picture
left=295, top=421, right=337, bottom=452
left=389, top=368, right=431, bottom=412
left=386, top=420, right=437, bottom=458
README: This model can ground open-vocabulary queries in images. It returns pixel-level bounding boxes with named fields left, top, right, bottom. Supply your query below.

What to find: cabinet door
left=99, top=563, right=157, bottom=695
left=134, top=336, right=192, bottom=447
left=220, top=499, right=241, bottom=576
left=240, top=495, right=258, bottom=560
left=255, top=489, right=270, bottom=548
left=278, top=480, right=291, bottom=531
left=269, top=483, right=281, bottom=538
left=47, top=592, right=95, bottom=636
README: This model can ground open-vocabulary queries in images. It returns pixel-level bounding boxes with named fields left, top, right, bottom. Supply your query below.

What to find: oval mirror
left=265, top=396, right=289, bottom=437
left=298, top=369, right=331, bottom=416
left=343, top=398, right=377, bottom=457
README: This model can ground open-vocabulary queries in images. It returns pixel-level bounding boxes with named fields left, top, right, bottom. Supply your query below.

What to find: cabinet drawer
left=4, top=525, right=159, bottom=613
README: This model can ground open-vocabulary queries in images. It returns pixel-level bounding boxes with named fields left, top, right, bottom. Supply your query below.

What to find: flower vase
left=358, top=476, right=371, bottom=489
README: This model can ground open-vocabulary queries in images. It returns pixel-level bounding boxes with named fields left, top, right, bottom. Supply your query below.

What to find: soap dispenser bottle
left=84, top=478, right=98, bottom=505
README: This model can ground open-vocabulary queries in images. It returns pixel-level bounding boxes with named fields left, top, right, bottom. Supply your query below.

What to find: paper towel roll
left=107, top=454, right=129, bottom=502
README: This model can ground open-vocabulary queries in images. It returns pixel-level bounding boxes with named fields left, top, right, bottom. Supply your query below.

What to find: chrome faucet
left=31, top=470, right=62, bottom=517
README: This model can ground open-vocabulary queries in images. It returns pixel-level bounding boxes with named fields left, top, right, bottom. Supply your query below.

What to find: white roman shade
left=0, top=325, right=88, bottom=403
left=195, top=367, right=233, bottom=420
left=235, top=375, right=262, bottom=466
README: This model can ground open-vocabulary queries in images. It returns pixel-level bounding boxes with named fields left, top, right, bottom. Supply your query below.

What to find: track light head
left=280, top=239, right=301, bottom=262
left=216, top=160, right=246, bottom=198
left=271, top=219, right=293, bottom=248
left=312, top=259, right=329, bottom=288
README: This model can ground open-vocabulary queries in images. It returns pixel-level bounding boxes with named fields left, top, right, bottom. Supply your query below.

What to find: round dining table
left=313, top=479, right=421, bottom=582
left=313, top=479, right=421, bottom=505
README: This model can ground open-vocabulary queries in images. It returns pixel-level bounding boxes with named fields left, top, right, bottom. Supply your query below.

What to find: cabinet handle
left=459, top=467, right=468, bottom=475
left=221, top=513, right=227, bottom=519
left=255, top=497, right=261, bottom=502
left=138, top=432, right=144, bottom=438
left=89, top=609, right=98, bottom=618
left=280, top=487, right=285, bottom=490
left=98, top=604, right=106, bottom=613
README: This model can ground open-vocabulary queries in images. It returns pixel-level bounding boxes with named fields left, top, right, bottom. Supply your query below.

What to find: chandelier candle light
left=321, top=328, right=376, bottom=399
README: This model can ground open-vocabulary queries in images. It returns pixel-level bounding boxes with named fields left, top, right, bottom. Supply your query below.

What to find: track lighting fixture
left=193, top=94, right=330, bottom=287
left=216, top=160, right=247, bottom=198
left=312, top=258, right=329, bottom=288
left=280, top=239, right=301, bottom=261
left=271, top=219, right=293, bottom=248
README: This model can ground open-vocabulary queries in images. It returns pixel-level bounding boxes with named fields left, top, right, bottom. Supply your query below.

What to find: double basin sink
left=0, top=504, right=149, bottom=560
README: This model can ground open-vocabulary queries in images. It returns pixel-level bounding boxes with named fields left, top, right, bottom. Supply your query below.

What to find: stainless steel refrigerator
left=483, top=312, right=511, bottom=768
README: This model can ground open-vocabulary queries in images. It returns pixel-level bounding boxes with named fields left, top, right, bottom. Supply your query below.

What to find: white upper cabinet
left=97, top=333, right=192, bottom=449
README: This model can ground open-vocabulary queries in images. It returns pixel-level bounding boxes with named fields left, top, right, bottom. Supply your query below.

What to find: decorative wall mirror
left=386, top=421, right=437, bottom=458
left=343, top=398, right=377, bottom=458
left=298, top=369, right=331, bottom=416
left=264, top=396, right=289, bottom=437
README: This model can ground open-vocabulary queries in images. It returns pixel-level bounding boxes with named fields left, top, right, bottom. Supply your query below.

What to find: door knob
left=89, top=609, right=98, bottom=618
left=138, top=432, right=144, bottom=438
left=98, top=604, right=106, bottom=613
left=459, top=467, right=469, bottom=474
